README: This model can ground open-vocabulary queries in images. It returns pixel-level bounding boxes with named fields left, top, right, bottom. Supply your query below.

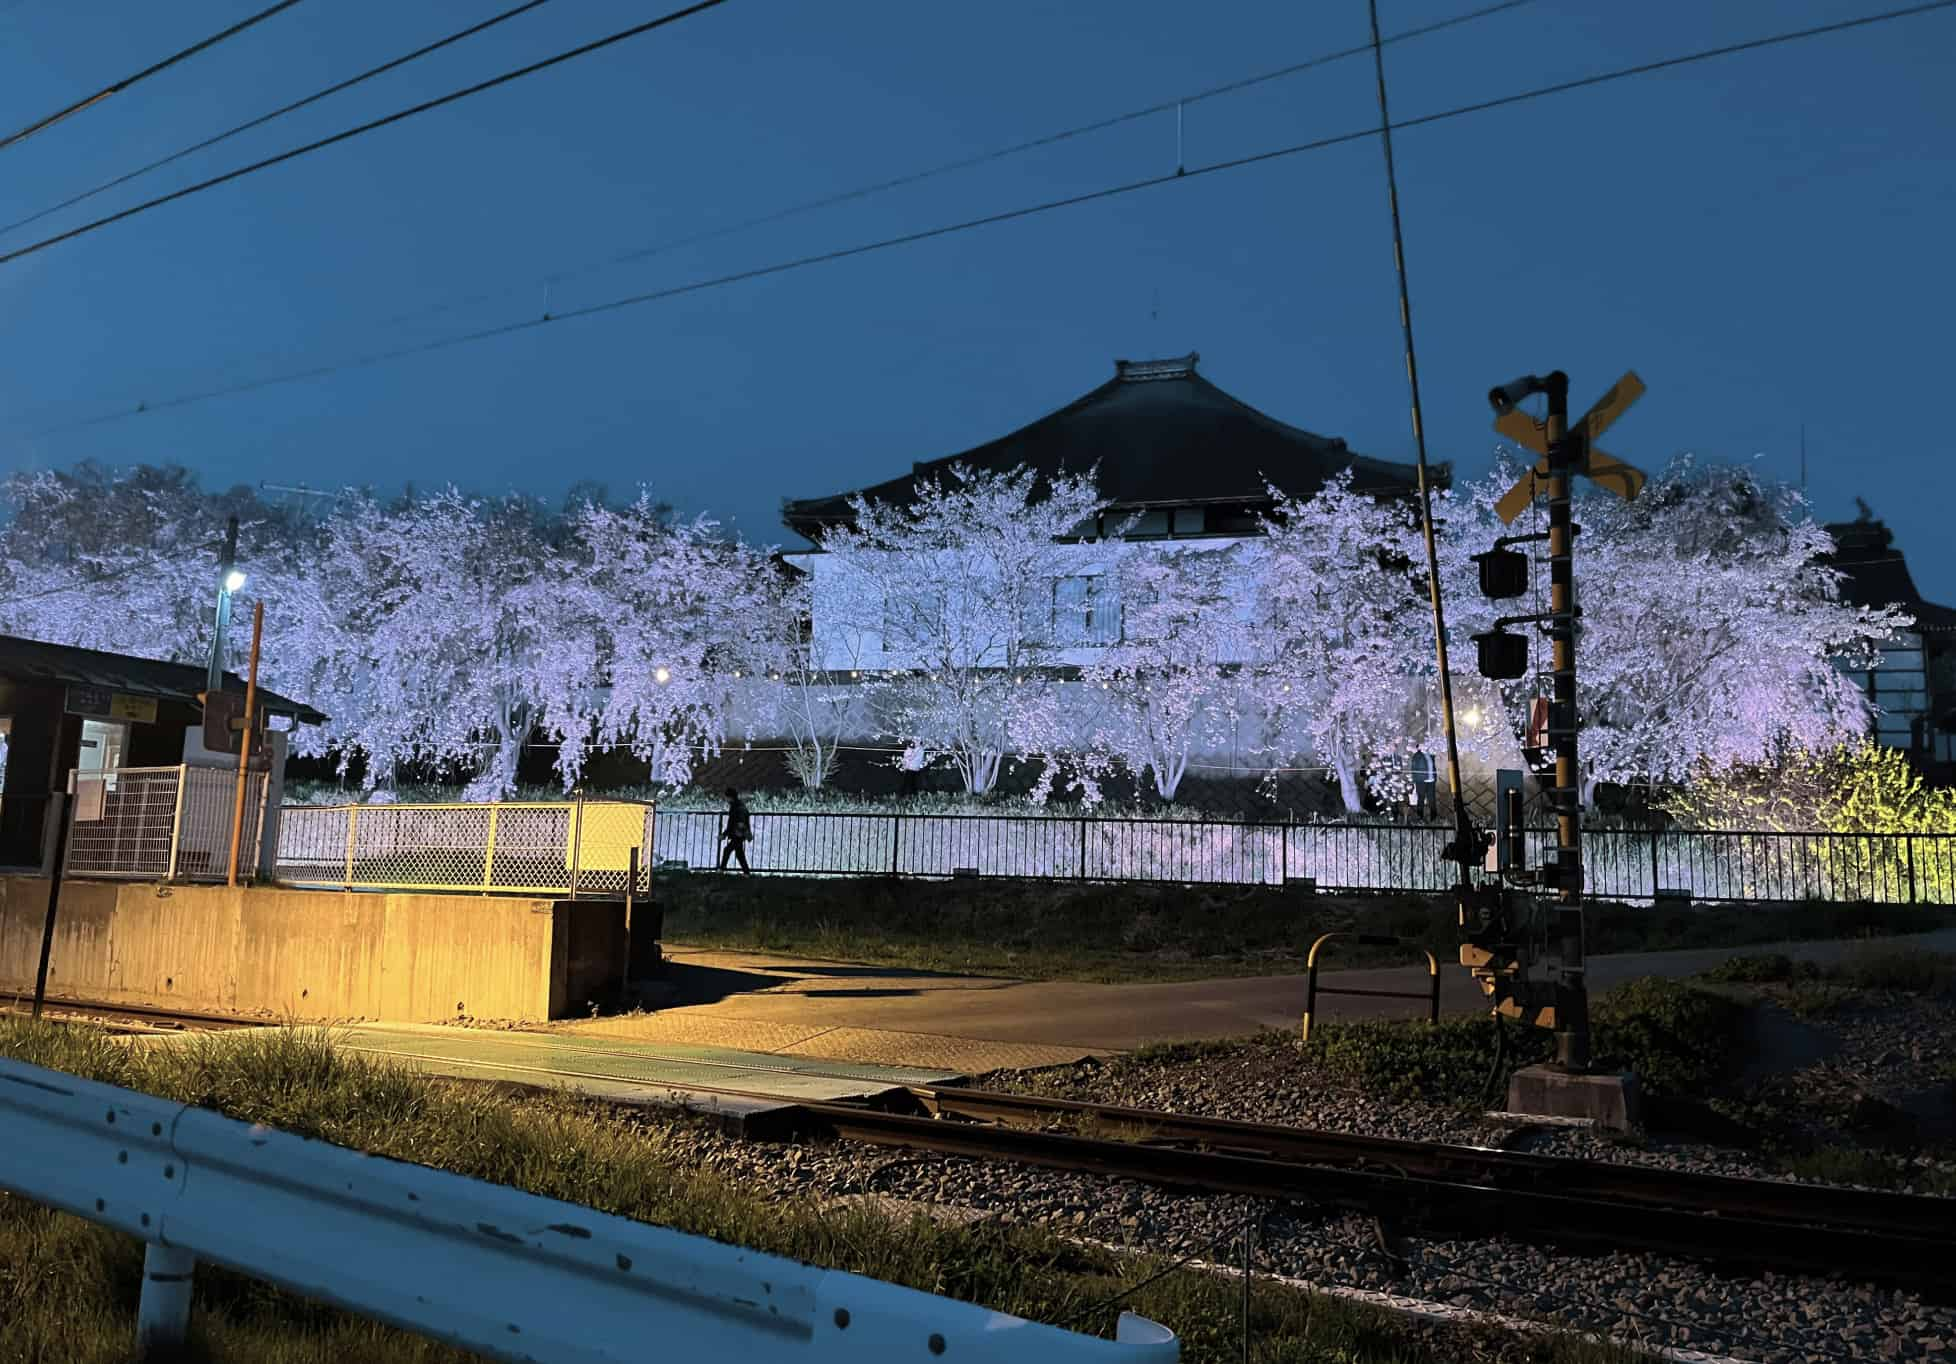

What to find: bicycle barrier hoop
left=1300, top=932, right=1441, bottom=1044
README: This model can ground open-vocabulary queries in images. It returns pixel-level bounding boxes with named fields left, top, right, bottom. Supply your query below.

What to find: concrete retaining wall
left=0, top=877, right=630, bottom=1022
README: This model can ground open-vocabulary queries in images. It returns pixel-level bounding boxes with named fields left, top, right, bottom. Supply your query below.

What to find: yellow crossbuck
left=1493, top=371, right=1650, bottom=524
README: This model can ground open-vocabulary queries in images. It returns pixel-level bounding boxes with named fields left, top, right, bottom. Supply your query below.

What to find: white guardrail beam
left=0, top=1058, right=1176, bottom=1362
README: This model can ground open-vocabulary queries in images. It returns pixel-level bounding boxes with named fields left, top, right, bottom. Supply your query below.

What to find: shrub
left=1591, top=977, right=1749, bottom=1098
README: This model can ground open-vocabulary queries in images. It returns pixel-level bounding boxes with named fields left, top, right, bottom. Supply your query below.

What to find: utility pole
left=206, top=516, right=240, bottom=695
left=1541, top=372, right=1588, bottom=1072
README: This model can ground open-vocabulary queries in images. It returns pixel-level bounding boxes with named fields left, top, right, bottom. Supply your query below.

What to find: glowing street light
left=1461, top=706, right=1483, bottom=730
left=653, top=666, right=671, bottom=685
left=223, top=568, right=248, bottom=593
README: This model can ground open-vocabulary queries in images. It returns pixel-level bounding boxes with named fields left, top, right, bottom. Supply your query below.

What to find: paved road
left=560, top=928, right=1956, bottom=1064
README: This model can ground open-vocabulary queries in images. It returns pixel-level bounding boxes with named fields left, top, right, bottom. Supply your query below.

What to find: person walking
left=898, top=740, right=925, bottom=797
left=718, top=788, right=753, bottom=873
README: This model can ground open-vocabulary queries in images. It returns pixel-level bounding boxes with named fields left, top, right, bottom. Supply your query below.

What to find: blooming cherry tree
left=815, top=465, right=1113, bottom=795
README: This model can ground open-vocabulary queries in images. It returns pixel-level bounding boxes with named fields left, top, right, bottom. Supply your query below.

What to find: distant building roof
left=1823, top=511, right=1956, bottom=635
left=0, top=634, right=327, bottom=724
left=781, top=352, right=1440, bottom=537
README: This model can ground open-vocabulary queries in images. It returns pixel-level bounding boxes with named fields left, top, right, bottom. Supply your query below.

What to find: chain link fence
left=65, top=766, right=269, bottom=882
left=275, top=800, right=655, bottom=897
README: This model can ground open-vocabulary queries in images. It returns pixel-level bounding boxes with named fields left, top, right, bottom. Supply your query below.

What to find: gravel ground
left=594, top=984, right=1956, bottom=1363
left=627, top=1109, right=1954, bottom=1364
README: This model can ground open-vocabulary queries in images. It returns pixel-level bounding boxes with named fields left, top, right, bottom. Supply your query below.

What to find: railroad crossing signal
left=1492, top=371, right=1651, bottom=524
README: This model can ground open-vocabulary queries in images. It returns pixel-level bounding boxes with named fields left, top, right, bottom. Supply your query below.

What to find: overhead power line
left=0, top=0, right=731, bottom=269
left=394, top=0, right=1541, bottom=326
left=0, top=0, right=555, bottom=241
left=25, top=0, right=1956, bottom=437
left=0, top=0, right=306, bottom=154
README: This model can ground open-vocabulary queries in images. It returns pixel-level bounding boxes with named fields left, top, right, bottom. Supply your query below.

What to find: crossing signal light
left=1474, top=629, right=1528, bottom=680
left=1473, top=548, right=1528, bottom=599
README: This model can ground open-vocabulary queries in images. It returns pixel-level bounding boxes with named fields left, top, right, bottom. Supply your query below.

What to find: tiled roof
left=0, top=633, right=327, bottom=723
left=782, top=353, right=1437, bottom=536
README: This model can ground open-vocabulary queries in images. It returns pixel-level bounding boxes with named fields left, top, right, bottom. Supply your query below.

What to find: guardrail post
left=569, top=795, right=585, bottom=900
left=136, top=1244, right=197, bottom=1348
left=890, top=812, right=901, bottom=877
left=1906, top=835, right=1917, bottom=905
left=165, top=765, right=188, bottom=881
left=483, top=804, right=500, bottom=890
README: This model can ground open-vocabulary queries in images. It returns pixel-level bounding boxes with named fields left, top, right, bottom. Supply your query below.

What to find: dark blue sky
left=3, top=1, right=1952, bottom=592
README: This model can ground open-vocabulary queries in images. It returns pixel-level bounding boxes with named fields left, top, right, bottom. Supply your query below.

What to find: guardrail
left=645, top=807, right=1956, bottom=904
left=276, top=798, right=655, bottom=897
left=0, top=1056, right=1177, bottom=1361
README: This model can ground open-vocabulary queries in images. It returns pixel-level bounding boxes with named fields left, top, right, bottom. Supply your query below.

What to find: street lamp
left=206, top=517, right=241, bottom=694
left=653, top=666, right=671, bottom=685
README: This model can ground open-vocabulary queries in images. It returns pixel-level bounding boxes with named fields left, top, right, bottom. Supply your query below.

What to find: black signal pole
left=1542, top=372, right=1589, bottom=1072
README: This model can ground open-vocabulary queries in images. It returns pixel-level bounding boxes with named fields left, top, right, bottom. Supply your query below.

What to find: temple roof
left=781, top=352, right=1439, bottom=537
left=1824, top=512, right=1956, bottom=635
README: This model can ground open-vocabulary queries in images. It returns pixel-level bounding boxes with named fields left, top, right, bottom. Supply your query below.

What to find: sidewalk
left=557, top=928, right=1956, bottom=1069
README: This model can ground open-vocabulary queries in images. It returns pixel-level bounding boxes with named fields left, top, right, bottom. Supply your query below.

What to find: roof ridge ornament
left=1114, top=352, right=1198, bottom=382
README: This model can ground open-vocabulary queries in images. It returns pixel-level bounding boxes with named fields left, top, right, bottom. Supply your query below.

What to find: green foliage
left=1314, top=977, right=1747, bottom=1105
left=1589, top=977, right=1749, bottom=1098
left=1660, top=738, right=1956, bottom=836
left=1699, top=952, right=1804, bottom=984
left=1830, top=947, right=1955, bottom=995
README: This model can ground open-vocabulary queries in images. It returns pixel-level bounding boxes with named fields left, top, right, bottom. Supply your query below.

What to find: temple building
left=1825, top=506, right=1956, bottom=774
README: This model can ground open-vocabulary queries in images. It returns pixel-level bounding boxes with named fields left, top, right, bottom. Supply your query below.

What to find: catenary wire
left=0, top=0, right=555, bottom=240
left=0, top=0, right=730, bottom=268
left=385, top=0, right=1542, bottom=327
left=0, top=1, right=306, bottom=154
left=23, top=0, right=1954, bottom=436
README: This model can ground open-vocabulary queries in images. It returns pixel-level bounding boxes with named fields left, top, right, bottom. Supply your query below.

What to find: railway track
left=759, top=1083, right=1956, bottom=1297
left=0, top=991, right=266, bottom=1033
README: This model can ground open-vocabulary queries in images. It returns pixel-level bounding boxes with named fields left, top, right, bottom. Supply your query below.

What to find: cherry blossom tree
left=1440, top=456, right=1902, bottom=800
left=751, top=564, right=869, bottom=791
left=1249, top=474, right=1435, bottom=812
left=533, top=496, right=773, bottom=792
left=1081, top=544, right=1253, bottom=800
left=814, top=465, right=1113, bottom=796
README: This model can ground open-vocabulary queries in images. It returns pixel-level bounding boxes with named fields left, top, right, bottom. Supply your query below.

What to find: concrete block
left=1506, top=1062, right=1640, bottom=1131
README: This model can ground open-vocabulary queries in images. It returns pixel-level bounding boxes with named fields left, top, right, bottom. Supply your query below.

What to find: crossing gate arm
left=0, top=1058, right=1176, bottom=1362
left=1300, top=932, right=1440, bottom=1044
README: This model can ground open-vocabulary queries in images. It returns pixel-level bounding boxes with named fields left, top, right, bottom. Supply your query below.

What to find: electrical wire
left=0, top=0, right=731, bottom=268
left=0, top=0, right=555, bottom=240
left=385, top=0, right=1542, bottom=327
left=22, top=0, right=1955, bottom=435
left=0, top=1, right=306, bottom=154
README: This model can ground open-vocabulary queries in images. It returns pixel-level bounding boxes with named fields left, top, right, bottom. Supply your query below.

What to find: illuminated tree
left=814, top=465, right=1113, bottom=796
left=1440, top=456, right=1903, bottom=800
left=1082, top=544, right=1252, bottom=800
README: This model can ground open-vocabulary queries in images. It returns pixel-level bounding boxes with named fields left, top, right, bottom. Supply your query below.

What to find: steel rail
left=759, top=1090, right=1954, bottom=1295
left=894, top=1084, right=1952, bottom=1243
left=0, top=991, right=266, bottom=1032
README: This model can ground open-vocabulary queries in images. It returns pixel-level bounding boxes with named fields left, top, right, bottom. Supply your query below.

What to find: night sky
left=2, top=1, right=1951, bottom=591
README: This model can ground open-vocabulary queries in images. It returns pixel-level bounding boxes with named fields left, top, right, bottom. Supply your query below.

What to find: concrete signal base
left=1506, top=1063, right=1641, bottom=1131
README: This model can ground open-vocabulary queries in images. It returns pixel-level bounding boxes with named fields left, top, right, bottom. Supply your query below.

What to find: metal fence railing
left=645, top=808, right=1956, bottom=905
left=275, top=799, right=655, bottom=897
left=65, top=766, right=269, bottom=883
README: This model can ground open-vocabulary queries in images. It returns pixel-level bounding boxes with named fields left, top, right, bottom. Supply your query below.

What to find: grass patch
left=657, top=875, right=1956, bottom=985
left=1, top=1020, right=1643, bottom=1364
left=1312, top=977, right=1750, bottom=1106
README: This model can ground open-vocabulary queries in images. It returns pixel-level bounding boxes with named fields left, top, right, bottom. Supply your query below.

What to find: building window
left=1052, top=576, right=1120, bottom=645
left=1126, top=510, right=1170, bottom=539
left=1171, top=507, right=1204, bottom=536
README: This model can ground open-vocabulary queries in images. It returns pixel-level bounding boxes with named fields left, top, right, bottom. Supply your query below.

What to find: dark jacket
left=724, top=799, right=752, bottom=843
